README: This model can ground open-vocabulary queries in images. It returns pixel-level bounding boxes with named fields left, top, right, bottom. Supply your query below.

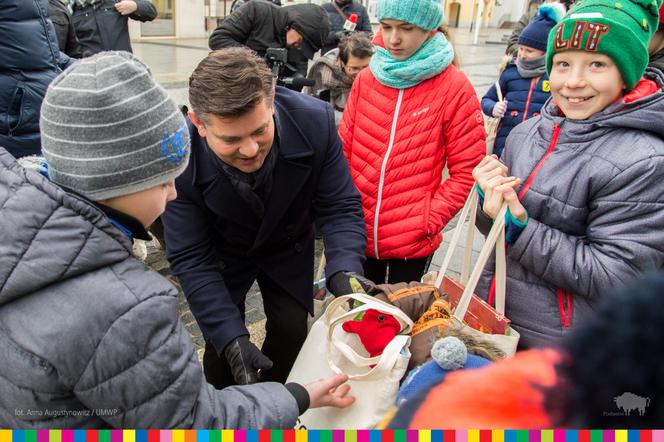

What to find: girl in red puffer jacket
left=339, top=0, right=485, bottom=284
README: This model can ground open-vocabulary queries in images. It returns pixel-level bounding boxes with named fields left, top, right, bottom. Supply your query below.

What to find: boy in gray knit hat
left=0, top=51, right=353, bottom=428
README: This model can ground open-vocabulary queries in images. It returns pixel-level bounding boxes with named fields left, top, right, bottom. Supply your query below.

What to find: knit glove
left=492, top=100, right=508, bottom=118
left=328, top=271, right=375, bottom=297
left=223, top=335, right=273, bottom=385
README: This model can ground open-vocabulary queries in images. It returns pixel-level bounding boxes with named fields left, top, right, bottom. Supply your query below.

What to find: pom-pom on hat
left=546, top=0, right=663, bottom=92
left=40, top=51, right=190, bottom=201
left=518, top=3, right=566, bottom=51
left=377, top=0, right=444, bottom=31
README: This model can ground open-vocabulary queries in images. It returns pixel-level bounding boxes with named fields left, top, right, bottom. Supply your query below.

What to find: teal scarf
left=370, top=32, right=455, bottom=89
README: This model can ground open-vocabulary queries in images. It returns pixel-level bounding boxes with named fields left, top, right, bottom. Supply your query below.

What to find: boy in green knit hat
left=471, top=0, right=664, bottom=349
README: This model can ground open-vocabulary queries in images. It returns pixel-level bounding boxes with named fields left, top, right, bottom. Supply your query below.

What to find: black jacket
left=71, top=0, right=157, bottom=54
left=209, top=2, right=329, bottom=77
left=321, top=1, right=373, bottom=54
left=161, top=88, right=366, bottom=354
left=48, top=0, right=83, bottom=58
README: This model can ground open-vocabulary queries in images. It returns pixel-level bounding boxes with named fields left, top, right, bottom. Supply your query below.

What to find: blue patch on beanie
left=518, top=4, right=563, bottom=52
left=160, top=122, right=190, bottom=165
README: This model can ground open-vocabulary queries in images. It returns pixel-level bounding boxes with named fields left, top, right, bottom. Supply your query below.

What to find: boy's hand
left=492, top=100, right=508, bottom=118
left=305, top=374, right=356, bottom=409
left=473, top=155, right=509, bottom=193
left=115, top=0, right=138, bottom=15
left=496, top=182, right=527, bottom=223
left=483, top=176, right=522, bottom=220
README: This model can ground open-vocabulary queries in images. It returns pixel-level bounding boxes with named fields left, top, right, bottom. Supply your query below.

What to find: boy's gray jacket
left=0, top=149, right=299, bottom=428
left=477, top=69, right=664, bottom=348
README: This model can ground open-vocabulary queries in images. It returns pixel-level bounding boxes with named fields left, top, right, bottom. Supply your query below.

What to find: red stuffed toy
left=342, top=309, right=401, bottom=360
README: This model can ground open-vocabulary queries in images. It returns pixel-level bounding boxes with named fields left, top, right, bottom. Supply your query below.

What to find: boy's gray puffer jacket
left=476, top=68, right=664, bottom=349
left=0, top=149, right=299, bottom=428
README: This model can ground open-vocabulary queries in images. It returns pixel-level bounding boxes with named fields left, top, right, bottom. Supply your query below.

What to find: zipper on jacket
left=557, top=288, right=573, bottom=328
left=373, top=88, right=405, bottom=259
left=518, top=123, right=561, bottom=198
left=522, top=77, right=538, bottom=123
left=487, top=123, right=561, bottom=309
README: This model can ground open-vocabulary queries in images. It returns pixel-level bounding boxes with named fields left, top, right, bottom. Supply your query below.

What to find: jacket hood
left=541, top=68, right=664, bottom=140
left=284, top=4, right=330, bottom=50
left=0, top=149, right=133, bottom=307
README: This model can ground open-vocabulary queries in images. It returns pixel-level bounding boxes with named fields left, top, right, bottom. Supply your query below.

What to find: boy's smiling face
left=550, top=51, right=626, bottom=120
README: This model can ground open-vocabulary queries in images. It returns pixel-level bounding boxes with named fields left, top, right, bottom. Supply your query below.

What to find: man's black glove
left=223, top=335, right=273, bottom=385
left=328, top=271, right=375, bottom=297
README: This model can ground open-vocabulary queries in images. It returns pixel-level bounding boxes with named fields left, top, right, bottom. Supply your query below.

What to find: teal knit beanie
left=377, top=0, right=444, bottom=31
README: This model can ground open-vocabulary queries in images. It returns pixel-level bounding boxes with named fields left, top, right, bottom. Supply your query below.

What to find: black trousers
left=203, top=271, right=309, bottom=389
left=363, top=255, right=432, bottom=285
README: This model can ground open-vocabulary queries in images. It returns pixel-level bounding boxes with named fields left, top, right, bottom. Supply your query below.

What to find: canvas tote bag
left=432, top=186, right=520, bottom=356
left=485, top=81, right=503, bottom=155
left=288, top=292, right=413, bottom=429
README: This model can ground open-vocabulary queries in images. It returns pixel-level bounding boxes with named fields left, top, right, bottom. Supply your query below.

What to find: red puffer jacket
left=339, top=63, right=485, bottom=260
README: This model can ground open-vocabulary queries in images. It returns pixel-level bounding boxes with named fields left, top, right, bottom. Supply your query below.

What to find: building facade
left=127, top=0, right=523, bottom=41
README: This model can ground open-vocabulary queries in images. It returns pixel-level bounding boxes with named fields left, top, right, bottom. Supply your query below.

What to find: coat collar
left=189, top=93, right=315, bottom=250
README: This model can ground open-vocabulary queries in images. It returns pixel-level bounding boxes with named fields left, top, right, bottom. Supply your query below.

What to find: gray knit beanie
left=40, top=51, right=190, bottom=201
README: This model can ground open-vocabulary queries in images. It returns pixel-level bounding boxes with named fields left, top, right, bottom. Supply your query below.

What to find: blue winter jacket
left=481, top=60, right=550, bottom=157
left=0, top=0, right=70, bottom=158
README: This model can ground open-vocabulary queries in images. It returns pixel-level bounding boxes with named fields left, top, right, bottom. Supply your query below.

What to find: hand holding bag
left=433, top=186, right=520, bottom=356
left=288, top=293, right=413, bottom=429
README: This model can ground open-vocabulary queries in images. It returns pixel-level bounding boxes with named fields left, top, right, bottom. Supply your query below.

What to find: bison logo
left=614, top=392, right=650, bottom=416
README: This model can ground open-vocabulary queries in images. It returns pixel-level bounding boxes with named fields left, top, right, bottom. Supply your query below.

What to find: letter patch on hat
left=161, top=122, right=190, bottom=165
left=555, top=21, right=610, bottom=51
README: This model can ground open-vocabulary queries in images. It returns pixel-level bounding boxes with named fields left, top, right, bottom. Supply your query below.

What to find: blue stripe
left=13, top=431, right=25, bottom=442
left=566, top=431, right=578, bottom=442
left=246, top=431, right=258, bottom=442
left=197, top=431, right=210, bottom=442
left=309, top=431, right=320, bottom=442
left=506, top=431, right=518, bottom=442
left=370, top=431, right=382, bottom=442
left=135, top=431, right=147, bottom=442
left=73, top=430, right=86, bottom=442
left=627, top=432, right=640, bottom=442
left=432, top=431, right=443, bottom=442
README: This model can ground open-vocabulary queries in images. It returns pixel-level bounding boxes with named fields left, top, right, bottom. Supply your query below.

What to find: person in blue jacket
left=161, top=47, right=369, bottom=390
left=482, top=4, right=562, bottom=157
left=0, top=0, right=70, bottom=158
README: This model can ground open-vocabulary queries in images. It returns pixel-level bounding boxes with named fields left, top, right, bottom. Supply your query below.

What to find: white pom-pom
left=431, top=336, right=468, bottom=370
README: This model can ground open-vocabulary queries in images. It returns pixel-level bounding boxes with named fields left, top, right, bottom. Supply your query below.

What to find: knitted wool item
left=370, top=32, right=454, bottom=89
left=376, top=0, right=444, bottom=31
left=546, top=0, right=662, bottom=91
left=40, top=52, right=190, bottom=200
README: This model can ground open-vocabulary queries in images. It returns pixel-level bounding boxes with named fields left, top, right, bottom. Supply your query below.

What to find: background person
left=321, top=0, right=373, bottom=54
left=482, top=4, right=561, bottom=157
left=208, top=2, right=329, bottom=80
left=0, top=0, right=71, bottom=159
left=69, top=0, right=157, bottom=54
left=339, top=0, right=486, bottom=284
left=304, top=33, right=374, bottom=126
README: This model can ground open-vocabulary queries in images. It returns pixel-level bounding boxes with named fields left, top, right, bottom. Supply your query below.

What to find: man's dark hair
left=338, top=33, right=375, bottom=65
left=189, top=47, right=275, bottom=120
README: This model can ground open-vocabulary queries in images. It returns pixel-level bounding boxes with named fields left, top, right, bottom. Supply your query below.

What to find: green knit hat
left=377, top=0, right=444, bottom=31
left=546, top=0, right=662, bottom=91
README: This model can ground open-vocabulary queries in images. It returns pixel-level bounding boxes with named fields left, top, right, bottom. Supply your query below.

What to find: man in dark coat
left=48, top=0, right=83, bottom=58
left=69, top=0, right=157, bottom=54
left=161, top=47, right=368, bottom=389
left=321, top=0, right=373, bottom=55
left=209, top=2, right=329, bottom=78
left=0, top=0, right=71, bottom=158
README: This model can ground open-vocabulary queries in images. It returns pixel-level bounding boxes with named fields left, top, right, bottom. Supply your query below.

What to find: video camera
left=265, top=48, right=315, bottom=90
